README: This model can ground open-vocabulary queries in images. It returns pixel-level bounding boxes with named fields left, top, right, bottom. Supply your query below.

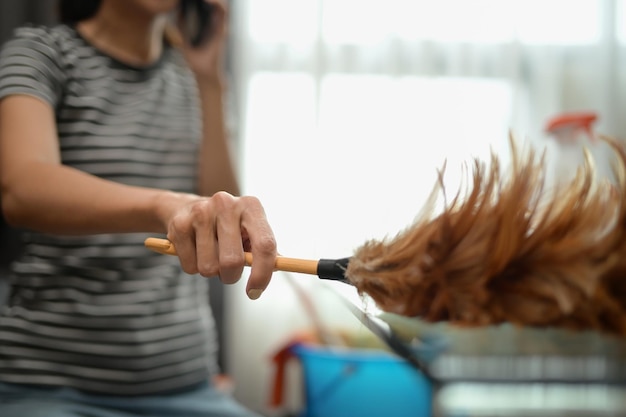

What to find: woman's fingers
left=167, top=192, right=277, bottom=299
left=238, top=196, right=277, bottom=299
left=213, top=194, right=277, bottom=297
left=205, top=0, right=228, bottom=37
left=211, top=192, right=245, bottom=284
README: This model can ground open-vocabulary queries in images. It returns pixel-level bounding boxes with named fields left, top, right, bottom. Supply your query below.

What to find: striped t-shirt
left=0, top=24, right=220, bottom=395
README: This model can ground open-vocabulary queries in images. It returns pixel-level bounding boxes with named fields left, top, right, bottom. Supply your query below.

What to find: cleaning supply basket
left=292, top=343, right=432, bottom=417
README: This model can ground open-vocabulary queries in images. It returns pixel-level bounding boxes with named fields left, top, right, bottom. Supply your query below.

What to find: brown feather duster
left=346, top=133, right=626, bottom=335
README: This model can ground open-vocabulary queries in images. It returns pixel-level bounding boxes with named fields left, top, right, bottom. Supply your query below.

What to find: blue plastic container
left=292, top=344, right=432, bottom=417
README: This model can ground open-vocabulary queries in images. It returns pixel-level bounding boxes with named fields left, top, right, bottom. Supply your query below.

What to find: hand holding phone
left=179, top=0, right=216, bottom=48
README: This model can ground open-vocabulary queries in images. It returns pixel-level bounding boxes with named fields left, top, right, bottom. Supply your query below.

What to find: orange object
left=544, top=111, right=598, bottom=142
left=269, top=331, right=322, bottom=408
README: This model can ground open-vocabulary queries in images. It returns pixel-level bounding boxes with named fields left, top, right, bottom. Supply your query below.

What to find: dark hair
left=58, top=0, right=102, bottom=24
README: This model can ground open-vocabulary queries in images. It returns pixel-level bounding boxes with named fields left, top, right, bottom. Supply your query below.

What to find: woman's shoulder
left=2, top=24, right=80, bottom=67
left=2, top=24, right=93, bottom=78
left=9, top=24, right=78, bottom=44
left=0, top=25, right=84, bottom=105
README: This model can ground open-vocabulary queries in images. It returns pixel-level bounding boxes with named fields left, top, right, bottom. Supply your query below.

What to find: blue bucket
left=292, top=344, right=432, bottom=417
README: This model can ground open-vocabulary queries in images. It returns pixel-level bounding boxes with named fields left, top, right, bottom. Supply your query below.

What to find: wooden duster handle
left=144, top=237, right=320, bottom=276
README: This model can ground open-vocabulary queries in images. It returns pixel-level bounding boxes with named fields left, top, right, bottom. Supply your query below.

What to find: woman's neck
left=77, top=3, right=168, bottom=67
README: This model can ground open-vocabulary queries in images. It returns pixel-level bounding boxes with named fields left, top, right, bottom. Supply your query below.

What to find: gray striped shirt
left=0, top=25, right=219, bottom=395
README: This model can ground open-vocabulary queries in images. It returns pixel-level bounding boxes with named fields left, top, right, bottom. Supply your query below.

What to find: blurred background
left=1, top=1, right=626, bottom=415
left=229, top=1, right=626, bottom=413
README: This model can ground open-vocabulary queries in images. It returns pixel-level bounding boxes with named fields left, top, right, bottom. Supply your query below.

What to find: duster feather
left=346, top=134, right=626, bottom=335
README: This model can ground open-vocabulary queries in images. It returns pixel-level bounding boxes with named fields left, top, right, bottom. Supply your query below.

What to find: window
left=248, top=0, right=602, bottom=46
left=235, top=0, right=621, bottom=258
left=243, top=73, right=513, bottom=256
left=619, top=0, right=626, bottom=44
left=230, top=3, right=626, bottom=412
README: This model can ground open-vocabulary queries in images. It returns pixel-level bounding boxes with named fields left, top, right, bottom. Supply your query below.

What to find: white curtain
left=225, top=1, right=626, bottom=414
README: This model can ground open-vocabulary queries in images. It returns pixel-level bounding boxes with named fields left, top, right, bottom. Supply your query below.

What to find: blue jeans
left=0, top=381, right=264, bottom=417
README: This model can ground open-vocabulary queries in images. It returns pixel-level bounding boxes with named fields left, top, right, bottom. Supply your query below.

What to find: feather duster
left=346, top=134, right=626, bottom=335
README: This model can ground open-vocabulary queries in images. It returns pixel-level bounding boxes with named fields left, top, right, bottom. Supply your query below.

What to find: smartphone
left=179, top=0, right=215, bottom=48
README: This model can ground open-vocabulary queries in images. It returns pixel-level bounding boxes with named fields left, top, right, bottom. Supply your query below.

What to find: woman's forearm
left=1, top=160, right=195, bottom=235
left=196, top=79, right=240, bottom=197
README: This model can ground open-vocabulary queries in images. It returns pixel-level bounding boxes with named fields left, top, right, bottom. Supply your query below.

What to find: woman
left=0, top=0, right=276, bottom=415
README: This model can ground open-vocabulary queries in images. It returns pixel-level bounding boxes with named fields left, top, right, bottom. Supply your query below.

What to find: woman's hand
left=160, top=191, right=277, bottom=300
left=1, top=96, right=275, bottom=300
left=178, top=0, right=229, bottom=84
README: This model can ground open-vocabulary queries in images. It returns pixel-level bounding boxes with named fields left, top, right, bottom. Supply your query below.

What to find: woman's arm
left=0, top=95, right=182, bottom=235
left=196, top=78, right=240, bottom=197
left=0, top=95, right=276, bottom=298
left=178, top=0, right=240, bottom=197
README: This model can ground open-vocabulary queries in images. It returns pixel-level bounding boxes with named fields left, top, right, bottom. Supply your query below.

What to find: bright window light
left=619, top=0, right=626, bottom=44
left=243, top=73, right=513, bottom=258
left=248, top=0, right=318, bottom=44
left=514, top=0, right=601, bottom=45
left=322, top=0, right=392, bottom=44
left=322, top=0, right=601, bottom=45
left=241, top=73, right=322, bottom=258
left=393, top=0, right=516, bottom=43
